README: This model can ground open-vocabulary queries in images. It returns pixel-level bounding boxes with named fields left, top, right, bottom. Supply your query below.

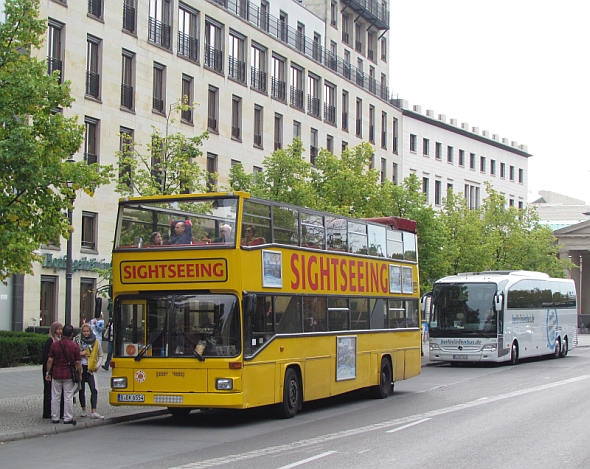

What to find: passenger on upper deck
left=150, top=232, right=163, bottom=246
left=213, top=224, right=234, bottom=243
left=166, top=220, right=193, bottom=245
left=241, top=225, right=265, bottom=246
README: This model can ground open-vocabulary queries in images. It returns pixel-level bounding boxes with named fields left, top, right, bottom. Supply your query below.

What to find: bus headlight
left=482, top=344, right=497, bottom=352
left=429, top=343, right=440, bottom=351
left=216, top=378, right=233, bottom=390
left=111, top=377, right=128, bottom=389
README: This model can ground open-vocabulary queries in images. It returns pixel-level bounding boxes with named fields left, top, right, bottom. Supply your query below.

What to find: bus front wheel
left=371, top=358, right=392, bottom=399
left=277, top=368, right=300, bottom=419
left=553, top=338, right=561, bottom=359
left=510, top=343, right=519, bottom=365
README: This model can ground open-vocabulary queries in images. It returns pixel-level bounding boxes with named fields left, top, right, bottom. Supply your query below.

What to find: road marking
left=275, top=451, right=337, bottom=469
left=168, top=375, right=589, bottom=469
left=386, top=418, right=431, bottom=433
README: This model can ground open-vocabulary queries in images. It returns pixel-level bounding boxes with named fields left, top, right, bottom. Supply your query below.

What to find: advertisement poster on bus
left=402, top=266, right=413, bottom=294
left=336, top=336, right=357, bottom=381
left=262, top=250, right=283, bottom=288
left=389, top=265, right=401, bottom=293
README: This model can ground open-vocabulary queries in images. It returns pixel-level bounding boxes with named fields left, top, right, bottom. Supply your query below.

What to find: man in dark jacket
left=45, top=324, right=82, bottom=425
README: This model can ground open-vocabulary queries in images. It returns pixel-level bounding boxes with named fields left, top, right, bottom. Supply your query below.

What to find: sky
left=390, top=0, right=590, bottom=203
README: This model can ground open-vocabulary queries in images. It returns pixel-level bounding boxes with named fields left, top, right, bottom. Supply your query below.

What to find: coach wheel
left=168, top=407, right=192, bottom=417
left=371, top=358, right=392, bottom=399
left=553, top=338, right=561, bottom=359
left=560, top=338, right=569, bottom=358
left=510, top=343, right=519, bottom=365
left=277, top=368, right=300, bottom=419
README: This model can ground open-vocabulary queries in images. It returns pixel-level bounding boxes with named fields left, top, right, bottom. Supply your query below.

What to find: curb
left=0, top=409, right=169, bottom=444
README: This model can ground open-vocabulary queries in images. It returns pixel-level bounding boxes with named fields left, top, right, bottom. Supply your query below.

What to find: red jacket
left=48, top=336, right=81, bottom=381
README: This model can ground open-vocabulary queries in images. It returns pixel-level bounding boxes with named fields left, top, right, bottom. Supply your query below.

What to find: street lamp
left=64, top=158, right=76, bottom=326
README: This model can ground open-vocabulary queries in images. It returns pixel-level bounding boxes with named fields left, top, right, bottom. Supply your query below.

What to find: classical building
left=3, top=0, right=530, bottom=330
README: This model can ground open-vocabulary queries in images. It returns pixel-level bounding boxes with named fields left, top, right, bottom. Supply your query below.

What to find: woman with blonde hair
left=42, top=322, right=63, bottom=419
left=75, top=323, right=104, bottom=419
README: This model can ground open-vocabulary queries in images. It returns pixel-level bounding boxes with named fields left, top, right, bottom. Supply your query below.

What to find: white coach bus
left=422, top=271, right=578, bottom=365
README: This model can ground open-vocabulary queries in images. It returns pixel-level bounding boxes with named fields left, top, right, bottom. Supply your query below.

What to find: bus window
left=350, top=297, right=369, bottom=330
left=367, top=224, right=386, bottom=257
left=326, top=217, right=347, bottom=251
left=405, top=300, right=419, bottom=327
left=348, top=221, right=368, bottom=254
left=403, top=231, right=417, bottom=261
left=387, top=231, right=403, bottom=259
left=275, top=296, right=302, bottom=333
left=369, top=298, right=386, bottom=329
left=304, top=297, right=327, bottom=332
left=273, top=206, right=299, bottom=245
left=388, top=300, right=405, bottom=328
left=327, top=297, right=349, bottom=331
left=243, top=200, right=272, bottom=244
left=301, top=212, right=325, bottom=249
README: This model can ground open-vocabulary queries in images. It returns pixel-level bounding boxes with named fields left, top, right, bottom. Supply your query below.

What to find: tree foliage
left=0, top=0, right=113, bottom=281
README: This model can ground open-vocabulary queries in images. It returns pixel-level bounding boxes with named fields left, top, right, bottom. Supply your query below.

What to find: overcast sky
left=390, top=0, right=590, bottom=203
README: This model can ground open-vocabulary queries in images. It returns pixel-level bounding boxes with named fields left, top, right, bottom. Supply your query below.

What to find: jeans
left=104, top=340, right=113, bottom=369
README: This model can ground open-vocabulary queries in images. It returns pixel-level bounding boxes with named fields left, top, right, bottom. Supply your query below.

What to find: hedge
left=0, top=331, right=48, bottom=368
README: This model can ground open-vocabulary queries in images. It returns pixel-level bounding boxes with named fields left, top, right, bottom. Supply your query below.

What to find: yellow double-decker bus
left=109, top=191, right=421, bottom=418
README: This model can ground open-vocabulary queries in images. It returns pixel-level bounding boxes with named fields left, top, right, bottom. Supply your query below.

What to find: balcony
left=121, top=84, right=133, bottom=109
left=178, top=32, right=198, bottom=61
left=204, top=45, right=223, bottom=73
left=228, top=56, right=246, bottom=83
left=340, top=0, right=390, bottom=30
left=271, top=78, right=286, bottom=102
left=148, top=17, right=171, bottom=49
left=290, top=87, right=304, bottom=110
left=324, top=103, right=336, bottom=125
left=85, top=70, right=100, bottom=98
left=250, top=67, right=267, bottom=93
left=307, top=95, right=321, bottom=118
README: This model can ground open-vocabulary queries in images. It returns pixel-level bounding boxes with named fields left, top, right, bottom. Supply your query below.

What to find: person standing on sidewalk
left=42, top=322, right=64, bottom=419
left=45, top=324, right=82, bottom=425
left=75, top=323, right=105, bottom=419
left=90, top=311, right=105, bottom=345
left=102, top=317, right=114, bottom=371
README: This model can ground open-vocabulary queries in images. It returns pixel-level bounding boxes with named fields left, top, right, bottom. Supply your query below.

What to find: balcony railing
left=290, top=87, right=304, bottom=110
left=232, top=126, right=241, bottom=139
left=121, top=84, right=133, bottom=109
left=85, top=70, right=100, bottom=98
left=122, top=4, right=135, bottom=33
left=251, top=67, right=267, bottom=92
left=324, top=103, right=336, bottom=125
left=208, top=116, right=217, bottom=131
left=228, top=56, right=246, bottom=83
left=148, top=17, right=171, bottom=49
left=254, top=134, right=262, bottom=147
left=271, top=77, right=286, bottom=101
left=204, top=45, right=223, bottom=73
left=178, top=32, right=198, bottom=61
left=308, top=95, right=321, bottom=118
left=47, top=56, right=62, bottom=84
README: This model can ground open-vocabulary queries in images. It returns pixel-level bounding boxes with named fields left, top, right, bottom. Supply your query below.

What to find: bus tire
left=510, top=343, right=519, bottom=365
left=168, top=407, right=192, bottom=417
left=553, top=338, right=561, bottom=359
left=277, top=368, right=300, bottom=419
left=559, top=338, right=569, bottom=358
left=371, top=358, right=392, bottom=399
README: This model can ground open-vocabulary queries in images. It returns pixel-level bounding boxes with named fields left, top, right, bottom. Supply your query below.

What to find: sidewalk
left=1, top=335, right=588, bottom=443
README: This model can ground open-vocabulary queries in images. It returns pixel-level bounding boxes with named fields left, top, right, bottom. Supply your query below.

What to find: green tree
left=0, top=0, right=113, bottom=281
left=116, top=100, right=209, bottom=196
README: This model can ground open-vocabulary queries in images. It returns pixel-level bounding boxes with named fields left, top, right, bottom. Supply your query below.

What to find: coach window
left=327, top=297, right=349, bottom=331
left=350, top=297, right=369, bottom=329
left=326, top=216, right=347, bottom=251
left=387, top=231, right=403, bottom=259
left=388, top=300, right=405, bottom=328
left=301, top=212, right=325, bottom=248
left=304, top=297, right=327, bottom=332
left=367, top=224, right=386, bottom=257
left=402, top=231, right=417, bottom=261
left=369, top=298, right=386, bottom=329
left=405, top=300, right=419, bottom=327
left=273, top=206, right=299, bottom=246
left=275, top=296, right=302, bottom=333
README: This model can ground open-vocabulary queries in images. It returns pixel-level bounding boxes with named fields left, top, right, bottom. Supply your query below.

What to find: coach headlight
left=482, top=343, right=497, bottom=352
left=429, top=343, right=440, bottom=351
left=216, top=378, right=233, bottom=390
left=112, top=377, right=128, bottom=389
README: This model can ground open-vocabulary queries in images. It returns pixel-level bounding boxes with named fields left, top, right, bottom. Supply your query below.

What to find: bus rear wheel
left=553, top=338, right=561, bottom=359
left=371, top=358, right=392, bottom=399
left=276, top=368, right=300, bottom=419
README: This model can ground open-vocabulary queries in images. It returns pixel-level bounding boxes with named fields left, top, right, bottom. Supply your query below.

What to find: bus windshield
left=117, top=293, right=241, bottom=359
left=429, top=283, right=497, bottom=336
left=115, top=195, right=238, bottom=248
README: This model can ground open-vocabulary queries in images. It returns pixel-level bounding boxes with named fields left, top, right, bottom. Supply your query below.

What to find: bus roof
left=361, top=216, right=417, bottom=234
left=435, top=270, right=552, bottom=284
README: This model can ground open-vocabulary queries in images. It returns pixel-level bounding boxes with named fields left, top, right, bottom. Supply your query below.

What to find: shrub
left=0, top=332, right=48, bottom=368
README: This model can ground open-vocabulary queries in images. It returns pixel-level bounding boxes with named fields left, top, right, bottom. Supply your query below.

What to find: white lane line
left=386, top=418, right=431, bottom=433
left=168, top=375, right=589, bottom=469
left=276, top=451, right=337, bottom=469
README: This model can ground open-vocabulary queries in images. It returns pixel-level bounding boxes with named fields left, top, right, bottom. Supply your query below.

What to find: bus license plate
left=118, top=394, right=145, bottom=402
left=453, top=355, right=468, bottom=360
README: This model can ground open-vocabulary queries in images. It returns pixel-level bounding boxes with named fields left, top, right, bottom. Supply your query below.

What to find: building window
left=435, top=180, right=442, bottom=206
left=81, top=212, right=97, bottom=250
left=152, top=62, right=166, bottom=114
left=324, top=82, right=336, bottom=125
left=392, top=162, right=398, bottom=185
left=342, top=13, right=351, bottom=44
left=80, top=278, right=96, bottom=327
left=86, top=35, right=101, bottom=99
left=271, top=54, right=287, bottom=101
left=469, top=152, right=476, bottom=170
left=229, top=31, right=246, bottom=83
left=206, top=153, right=217, bottom=192
left=354, top=22, right=363, bottom=54
left=181, top=74, right=193, bottom=123
left=274, top=113, right=283, bottom=151
left=480, top=156, right=486, bottom=173
left=308, top=74, right=321, bottom=118
left=381, top=112, right=387, bottom=149
left=367, top=105, right=375, bottom=143
left=310, top=128, right=318, bottom=165
left=251, top=43, right=267, bottom=93
left=509, top=165, right=515, bottom=181
left=148, top=0, right=171, bottom=49
left=435, top=142, right=442, bottom=160
left=518, top=201, right=524, bottom=209
left=121, top=50, right=134, bottom=110
left=88, top=0, right=103, bottom=19
left=509, top=198, right=515, bottom=207
left=518, top=168, right=524, bottom=183
left=447, top=146, right=454, bottom=163
left=40, top=277, right=57, bottom=327
left=84, top=117, right=99, bottom=165
left=327, top=135, right=334, bottom=154
left=279, top=11, right=288, bottom=43
left=47, top=20, right=64, bottom=84
left=422, top=177, right=429, bottom=203
left=380, top=157, right=386, bottom=183
left=380, top=37, right=387, bottom=61
left=208, top=85, right=218, bottom=132
left=423, top=138, right=429, bottom=156
left=231, top=95, right=242, bottom=141
left=392, top=118, right=398, bottom=154
left=367, top=31, right=375, bottom=62
left=500, top=162, right=506, bottom=178
left=122, top=0, right=136, bottom=34
left=313, top=32, right=322, bottom=62
left=342, top=141, right=348, bottom=153
left=254, top=105, right=263, bottom=148
left=292, top=120, right=302, bottom=142
left=464, top=185, right=480, bottom=210
left=178, top=3, right=199, bottom=62
left=290, top=64, right=304, bottom=110
left=447, top=183, right=453, bottom=193
left=205, top=18, right=223, bottom=73
left=355, top=98, right=362, bottom=138
left=458, top=149, right=465, bottom=167
left=342, top=90, right=349, bottom=131
left=409, top=134, right=417, bottom=153
left=490, top=159, right=496, bottom=176
left=330, top=2, right=337, bottom=27
left=119, top=127, right=134, bottom=189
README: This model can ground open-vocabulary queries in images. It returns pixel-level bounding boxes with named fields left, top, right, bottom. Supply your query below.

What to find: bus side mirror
left=420, top=292, right=432, bottom=309
left=243, top=294, right=257, bottom=318
left=494, top=293, right=503, bottom=312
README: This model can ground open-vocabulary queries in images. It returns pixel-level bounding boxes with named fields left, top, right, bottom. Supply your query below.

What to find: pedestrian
left=45, top=324, right=82, bottom=425
left=90, top=311, right=105, bottom=345
left=42, top=322, right=64, bottom=419
left=75, top=323, right=105, bottom=419
left=102, top=317, right=114, bottom=370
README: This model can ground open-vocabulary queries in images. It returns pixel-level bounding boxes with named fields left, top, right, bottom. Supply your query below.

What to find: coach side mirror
left=494, top=293, right=503, bottom=312
left=243, top=294, right=257, bottom=318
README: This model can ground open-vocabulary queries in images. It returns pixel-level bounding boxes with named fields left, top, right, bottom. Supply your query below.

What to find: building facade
left=3, top=0, right=530, bottom=330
